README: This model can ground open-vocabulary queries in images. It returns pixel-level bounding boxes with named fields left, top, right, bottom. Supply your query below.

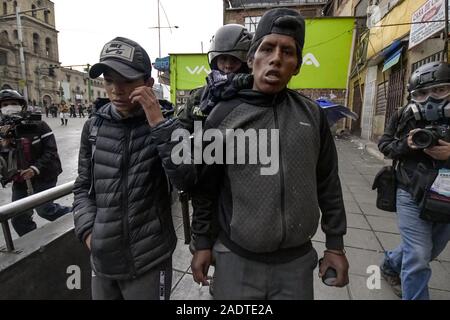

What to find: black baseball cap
left=252, top=8, right=305, bottom=51
left=90, top=37, right=152, bottom=80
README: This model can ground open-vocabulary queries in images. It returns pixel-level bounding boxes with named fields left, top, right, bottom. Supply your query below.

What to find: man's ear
left=247, top=57, right=254, bottom=70
left=146, top=77, right=155, bottom=87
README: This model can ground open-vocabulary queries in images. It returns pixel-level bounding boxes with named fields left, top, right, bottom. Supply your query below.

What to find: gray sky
left=52, top=0, right=223, bottom=78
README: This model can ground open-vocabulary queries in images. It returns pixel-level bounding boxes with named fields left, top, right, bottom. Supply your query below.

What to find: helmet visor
left=410, top=83, right=450, bottom=103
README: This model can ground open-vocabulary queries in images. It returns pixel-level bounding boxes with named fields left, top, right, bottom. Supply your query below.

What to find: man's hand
left=0, top=138, right=11, bottom=148
left=191, top=249, right=212, bottom=286
left=319, top=250, right=349, bottom=287
left=20, top=168, right=35, bottom=180
left=85, top=233, right=92, bottom=250
left=407, top=129, right=421, bottom=149
left=424, top=140, right=450, bottom=161
left=129, top=86, right=165, bottom=127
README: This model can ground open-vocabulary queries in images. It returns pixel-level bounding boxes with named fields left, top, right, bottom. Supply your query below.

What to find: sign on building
left=409, top=0, right=447, bottom=49
left=169, top=18, right=355, bottom=103
left=289, top=17, right=355, bottom=89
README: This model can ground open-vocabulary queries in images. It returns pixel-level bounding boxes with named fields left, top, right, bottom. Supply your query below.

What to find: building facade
left=57, top=67, right=107, bottom=106
left=340, top=0, right=448, bottom=142
left=0, top=0, right=60, bottom=107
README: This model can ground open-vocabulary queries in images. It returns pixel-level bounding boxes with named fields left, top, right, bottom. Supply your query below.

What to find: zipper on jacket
left=122, top=124, right=137, bottom=278
left=272, top=96, right=287, bottom=246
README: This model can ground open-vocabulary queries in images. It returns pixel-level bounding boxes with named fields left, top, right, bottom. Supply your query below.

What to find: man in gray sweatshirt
left=190, top=8, right=349, bottom=300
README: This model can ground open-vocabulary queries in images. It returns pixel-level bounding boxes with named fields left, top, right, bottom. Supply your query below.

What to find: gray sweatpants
left=212, top=241, right=318, bottom=300
left=91, top=258, right=172, bottom=300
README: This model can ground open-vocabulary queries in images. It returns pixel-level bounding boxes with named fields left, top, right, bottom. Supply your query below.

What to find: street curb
left=346, top=136, right=391, bottom=165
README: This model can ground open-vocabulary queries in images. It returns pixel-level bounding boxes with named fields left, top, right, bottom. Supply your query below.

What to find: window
left=66, top=74, right=71, bottom=82
left=31, top=5, right=36, bottom=17
left=45, top=38, right=51, bottom=58
left=244, top=16, right=261, bottom=33
left=13, top=30, right=17, bottom=39
left=44, top=10, right=49, bottom=23
left=375, top=81, right=389, bottom=116
left=97, top=91, right=100, bottom=97
left=0, top=51, right=7, bottom=65
left=13, top=1, right=17, bottom=12
left=3, top=2, right=7, bottom=15
left=33, top=33, right=40, bottom=54
left=0, top=30, right=8, bottom=43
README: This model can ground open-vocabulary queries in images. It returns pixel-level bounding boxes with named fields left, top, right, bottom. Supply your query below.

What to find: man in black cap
left=190, top=8, right=349, bottom=299
left=72, top=37, right=194, bottom=300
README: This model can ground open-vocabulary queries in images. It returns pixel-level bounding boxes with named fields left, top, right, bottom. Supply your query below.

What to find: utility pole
left=158, top=0, right=161, bottom=60
left=36, top=66, right=41, bottom=107
left=86, top=63, right=92, bottom=104
left=16, top=6, right=28, bottom=103
left=445, top=0, right=449, bottom=61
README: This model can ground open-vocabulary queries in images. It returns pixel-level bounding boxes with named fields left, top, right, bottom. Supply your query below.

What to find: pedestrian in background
left=59, top=101, right=69, bottom=126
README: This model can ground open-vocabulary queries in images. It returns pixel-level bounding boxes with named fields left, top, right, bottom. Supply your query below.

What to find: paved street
left=1, top=118, right=449, bottom=299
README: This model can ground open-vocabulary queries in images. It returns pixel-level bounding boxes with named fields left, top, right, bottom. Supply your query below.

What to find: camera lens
left=412, top=129, right=434, bottom=149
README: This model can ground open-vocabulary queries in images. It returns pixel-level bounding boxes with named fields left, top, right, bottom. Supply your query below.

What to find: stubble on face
left=249, top=34, right=299, bottom=95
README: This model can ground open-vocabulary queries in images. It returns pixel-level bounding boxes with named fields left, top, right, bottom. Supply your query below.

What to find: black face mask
left=418, top=97, right=450, bottom=122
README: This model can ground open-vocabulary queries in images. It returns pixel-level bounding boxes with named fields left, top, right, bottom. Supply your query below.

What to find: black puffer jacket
left=72, top=101, right=194, bottom=279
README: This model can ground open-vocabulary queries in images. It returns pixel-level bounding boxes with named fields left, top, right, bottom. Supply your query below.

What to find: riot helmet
left=208, top=24, right=253, bottom=73
left=409, top=62, right=450, bottom=103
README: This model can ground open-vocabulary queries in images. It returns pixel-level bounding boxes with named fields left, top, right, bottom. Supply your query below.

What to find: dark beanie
left=251, top=8, right=305, bottom=52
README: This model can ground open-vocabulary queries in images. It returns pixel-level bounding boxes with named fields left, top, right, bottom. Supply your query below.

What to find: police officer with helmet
left=378, top=61, right=450, bottom=300
left=0, top=89, right=71, bottom=236
left=177, top=24, right=253, bottom=132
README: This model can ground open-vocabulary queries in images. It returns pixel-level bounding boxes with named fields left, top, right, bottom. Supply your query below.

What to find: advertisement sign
left=409, top=0, right=446, bottom=49
left=154, top=56, right=170, bottom=72
left=289, top=17, right=355, bottom=89
left=170, top=54, right=210, bottom=102
left=170, top=18, right=355, bottom=102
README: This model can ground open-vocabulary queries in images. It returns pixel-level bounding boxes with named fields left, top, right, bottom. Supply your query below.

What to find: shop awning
left=382, top=48, right=402, bottom=72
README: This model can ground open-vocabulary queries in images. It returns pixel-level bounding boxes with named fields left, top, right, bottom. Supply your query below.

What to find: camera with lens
left=0, top=112, right=41, bottom=186
left=411, top=125, right=450, bottom=149
left=0, top=111, right=41, bottom=139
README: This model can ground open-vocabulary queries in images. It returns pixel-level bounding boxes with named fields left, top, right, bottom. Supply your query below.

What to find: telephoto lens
left=411, top=129, right=438, bottom=149
left=319, top=258, right=337, bottom=286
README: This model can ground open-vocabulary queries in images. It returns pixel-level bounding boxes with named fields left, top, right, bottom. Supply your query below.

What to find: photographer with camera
left=0, top=89, right=71, bottom=236
left=378, top=62, right=450, bottom=300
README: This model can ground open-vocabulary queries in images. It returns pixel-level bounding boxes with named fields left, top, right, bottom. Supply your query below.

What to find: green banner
left=170, top=18, right=355, bottom=102
left=170, top=54, right=210, bottom=102
left=288, top=18, right=355, bottom=89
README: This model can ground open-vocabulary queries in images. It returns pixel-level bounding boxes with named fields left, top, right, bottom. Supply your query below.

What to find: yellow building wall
left=336, top=0, right=354, bottom=16
left=367, top=0, right=428, bottom=59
